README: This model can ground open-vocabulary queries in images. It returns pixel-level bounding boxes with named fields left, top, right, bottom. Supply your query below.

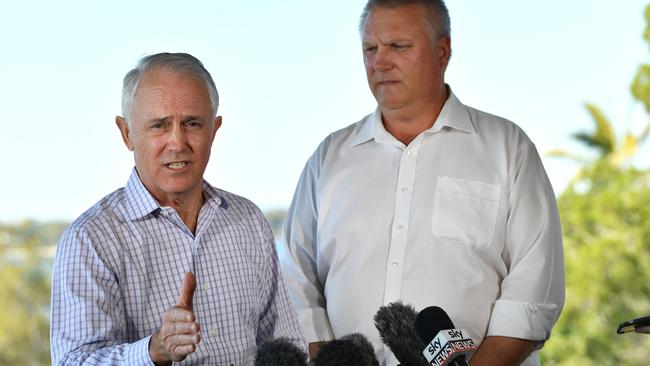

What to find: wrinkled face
left=116, top=68, right=221, bottom=205
left=362, top=4, right=450, bottom=111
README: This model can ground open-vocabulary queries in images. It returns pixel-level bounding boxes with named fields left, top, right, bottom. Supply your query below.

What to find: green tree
left=0, top=221, right=67, bottom=365
left=632, top=5, right=650, bottom=113
left=541, top=4, right=650, bottom=365
left=540, top=164, right=650, bottom=365
left=547, top=103, right=647, bottom=168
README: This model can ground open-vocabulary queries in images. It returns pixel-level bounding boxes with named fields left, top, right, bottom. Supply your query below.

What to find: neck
left=381, top=86, right=449, bottom=145
left=160, top=190, right=204, bottom=234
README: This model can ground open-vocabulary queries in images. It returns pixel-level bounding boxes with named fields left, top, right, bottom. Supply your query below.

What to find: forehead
left=362, top=4, right=429, bottom=40
left=132, top=68, right=211, bottom=114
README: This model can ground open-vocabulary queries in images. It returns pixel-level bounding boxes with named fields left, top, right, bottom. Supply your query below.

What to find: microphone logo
left=422, top=328, right=476, bottom=366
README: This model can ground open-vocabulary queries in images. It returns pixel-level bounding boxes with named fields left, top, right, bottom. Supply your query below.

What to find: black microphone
left=255, top=337, right=308, bottom=366
left=313, top=333, right=379, bottom=366
left=415, top=306, right=477, bottom=366
left=374, top=301, right=430, bottom=366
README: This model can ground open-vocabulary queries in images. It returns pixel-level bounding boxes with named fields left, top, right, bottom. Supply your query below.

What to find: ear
left=115, top=116, right=134, bottom=151
left=438, top=35, right=452, bottom=71
left=210, top=116, right=222, bottom=143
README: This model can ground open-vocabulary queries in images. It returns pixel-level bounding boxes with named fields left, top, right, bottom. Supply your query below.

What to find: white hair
left=121, top=52, right=219, bottom=121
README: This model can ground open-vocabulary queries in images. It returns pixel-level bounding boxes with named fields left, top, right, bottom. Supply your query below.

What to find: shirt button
left=391, top=261, right=399, bottom=267
left=401, top=187, right=408, bottom=192
left=209, top=327, right=217, bottom=337
left=202, top=283, right=209, bottom=291
left=396, top=224, right=404, bottom=230
left=407, top=150, right=416, bottom=157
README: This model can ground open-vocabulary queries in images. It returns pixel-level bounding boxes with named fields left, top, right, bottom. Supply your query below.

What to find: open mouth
left=167, top=162, right=188, bottom=170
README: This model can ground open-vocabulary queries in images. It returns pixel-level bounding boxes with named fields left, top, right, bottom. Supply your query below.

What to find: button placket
left=382, top=145, right=419, bottom=304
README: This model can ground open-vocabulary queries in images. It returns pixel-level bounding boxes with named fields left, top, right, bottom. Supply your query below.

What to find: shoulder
left=213, top=187, right=263, bottom=217
left=465, top=104, right=535, bottom=150
left=55, top=188, right=128, bottom=270
left=305, top=114, right=372, bottom=170
left=206, top=186, right=277, bottom=260
left=327, top=116, right=370, bottom=144
left=205, top=185, right=269, bottom=232
left=62, top=188, right=128, bottom=241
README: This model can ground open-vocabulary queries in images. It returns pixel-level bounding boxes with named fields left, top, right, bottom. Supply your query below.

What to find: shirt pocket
left=431, top=176, right=501, bottom=248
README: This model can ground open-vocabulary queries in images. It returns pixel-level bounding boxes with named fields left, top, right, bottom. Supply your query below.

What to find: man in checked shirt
left=50, top=52, right=306, bottom=365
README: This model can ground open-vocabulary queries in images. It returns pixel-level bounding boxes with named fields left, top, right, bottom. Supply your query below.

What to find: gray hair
left=121, top=52, right=219, bottom=120
left=359, top=0, right=451, bottom=41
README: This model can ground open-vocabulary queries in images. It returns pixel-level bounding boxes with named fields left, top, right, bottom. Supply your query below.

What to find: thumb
left=177, top=272, right=196, bottom=310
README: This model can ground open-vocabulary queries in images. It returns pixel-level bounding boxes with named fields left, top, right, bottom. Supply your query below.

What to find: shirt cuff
left=126, top=335, right=156, bottom=366
left=296, top=308, right=335, bottom=343
left=487, top=299, right=560, bottom=341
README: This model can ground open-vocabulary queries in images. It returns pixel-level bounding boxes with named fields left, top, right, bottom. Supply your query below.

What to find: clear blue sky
left=1, top=0, right=648, bottom=222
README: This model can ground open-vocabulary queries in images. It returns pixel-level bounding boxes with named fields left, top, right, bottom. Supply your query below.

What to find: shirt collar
left=350, top=108, right=383, bottom=146
left=429, top=89, right=476, bottom=134
left=350, top=86, right=475, bottom=147
left=124, top=168, right=160, bottom=220
left=124, top=168, right=228, bottom=221
left=202, top=180, right=228, bottom=211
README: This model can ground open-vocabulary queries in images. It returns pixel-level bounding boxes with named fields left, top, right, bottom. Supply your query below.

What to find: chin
left=375, top=93, right=401, bottom=106
left=378, top=100, right=405, bottom=110
left=160, top=180, right=201, bottom=196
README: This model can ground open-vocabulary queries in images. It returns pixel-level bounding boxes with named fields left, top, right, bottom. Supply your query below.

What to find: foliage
left=541, top=5, right=650, bottom=364
left=0, top=221, right=67, bottom=366
left=572, top=104, right=617, bottom=156
left=549, top=2, right=650, bottom=168
left=630, top=5, right=650, bottom=148
left=632, top=5, right=650, bottom=113
left=547, top=102, right=647, bottom=168
left=540, top=162, right=650, bottom=365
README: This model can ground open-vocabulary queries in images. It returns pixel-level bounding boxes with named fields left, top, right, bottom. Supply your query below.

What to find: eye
left=391, top=43, right=410, bottom=50
left=363, top=44, right=378, bottom=53
left=185, top=120, right=203, bottom=128
left=150, top=121, right=164, bottom=129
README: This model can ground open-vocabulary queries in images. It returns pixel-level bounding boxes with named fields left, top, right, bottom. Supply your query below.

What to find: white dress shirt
left=281, top=89, right=565, bottom=366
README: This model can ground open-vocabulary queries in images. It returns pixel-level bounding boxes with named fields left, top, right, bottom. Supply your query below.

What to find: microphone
left=374, top=302, right=430, bottom=366
left=255, top=337, right=308, bottom=366
left=313, top=333, right=379, bottom=366
left=415, top=306, right=477, bottom=366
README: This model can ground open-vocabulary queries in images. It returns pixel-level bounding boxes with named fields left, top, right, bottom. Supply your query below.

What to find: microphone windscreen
left=415, top=306, right=454, bottom=344
left=313, top=333, right=379, bottom=366
left=255, top=337, right=308, bottom=366
left=341, top=333, right=379, bottom=366
left=374, top=301, right=430, bottom=366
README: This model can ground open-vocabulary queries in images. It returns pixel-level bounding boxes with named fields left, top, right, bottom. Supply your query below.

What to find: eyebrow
left=181, top=116, right=204, bottom=122
left=362, top=38, right=411, bottom=46
left=146, top=115, right=205, bottom=124
left=382, top=38, right=410, bottom=44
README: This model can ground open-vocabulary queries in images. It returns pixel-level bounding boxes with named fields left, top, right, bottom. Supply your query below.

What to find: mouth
left=377, top=80, right=399, bottom=86
left=166, top=161, right=189, bottom=170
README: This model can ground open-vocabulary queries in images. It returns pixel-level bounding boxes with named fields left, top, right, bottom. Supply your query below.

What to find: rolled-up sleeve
left=487, top=141, right=565, bottom=342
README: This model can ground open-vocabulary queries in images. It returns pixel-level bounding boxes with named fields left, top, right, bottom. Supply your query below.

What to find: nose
left=373, top=45, right=393, bottom=71
left=167, top=123, right=188, bottom=152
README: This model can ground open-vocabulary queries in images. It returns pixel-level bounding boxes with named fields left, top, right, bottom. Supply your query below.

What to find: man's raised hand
left=149, top=272, right=201, bottom=365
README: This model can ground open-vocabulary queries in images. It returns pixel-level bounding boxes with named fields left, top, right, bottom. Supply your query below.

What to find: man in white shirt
left=281, top=1, right=565, bottom=365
